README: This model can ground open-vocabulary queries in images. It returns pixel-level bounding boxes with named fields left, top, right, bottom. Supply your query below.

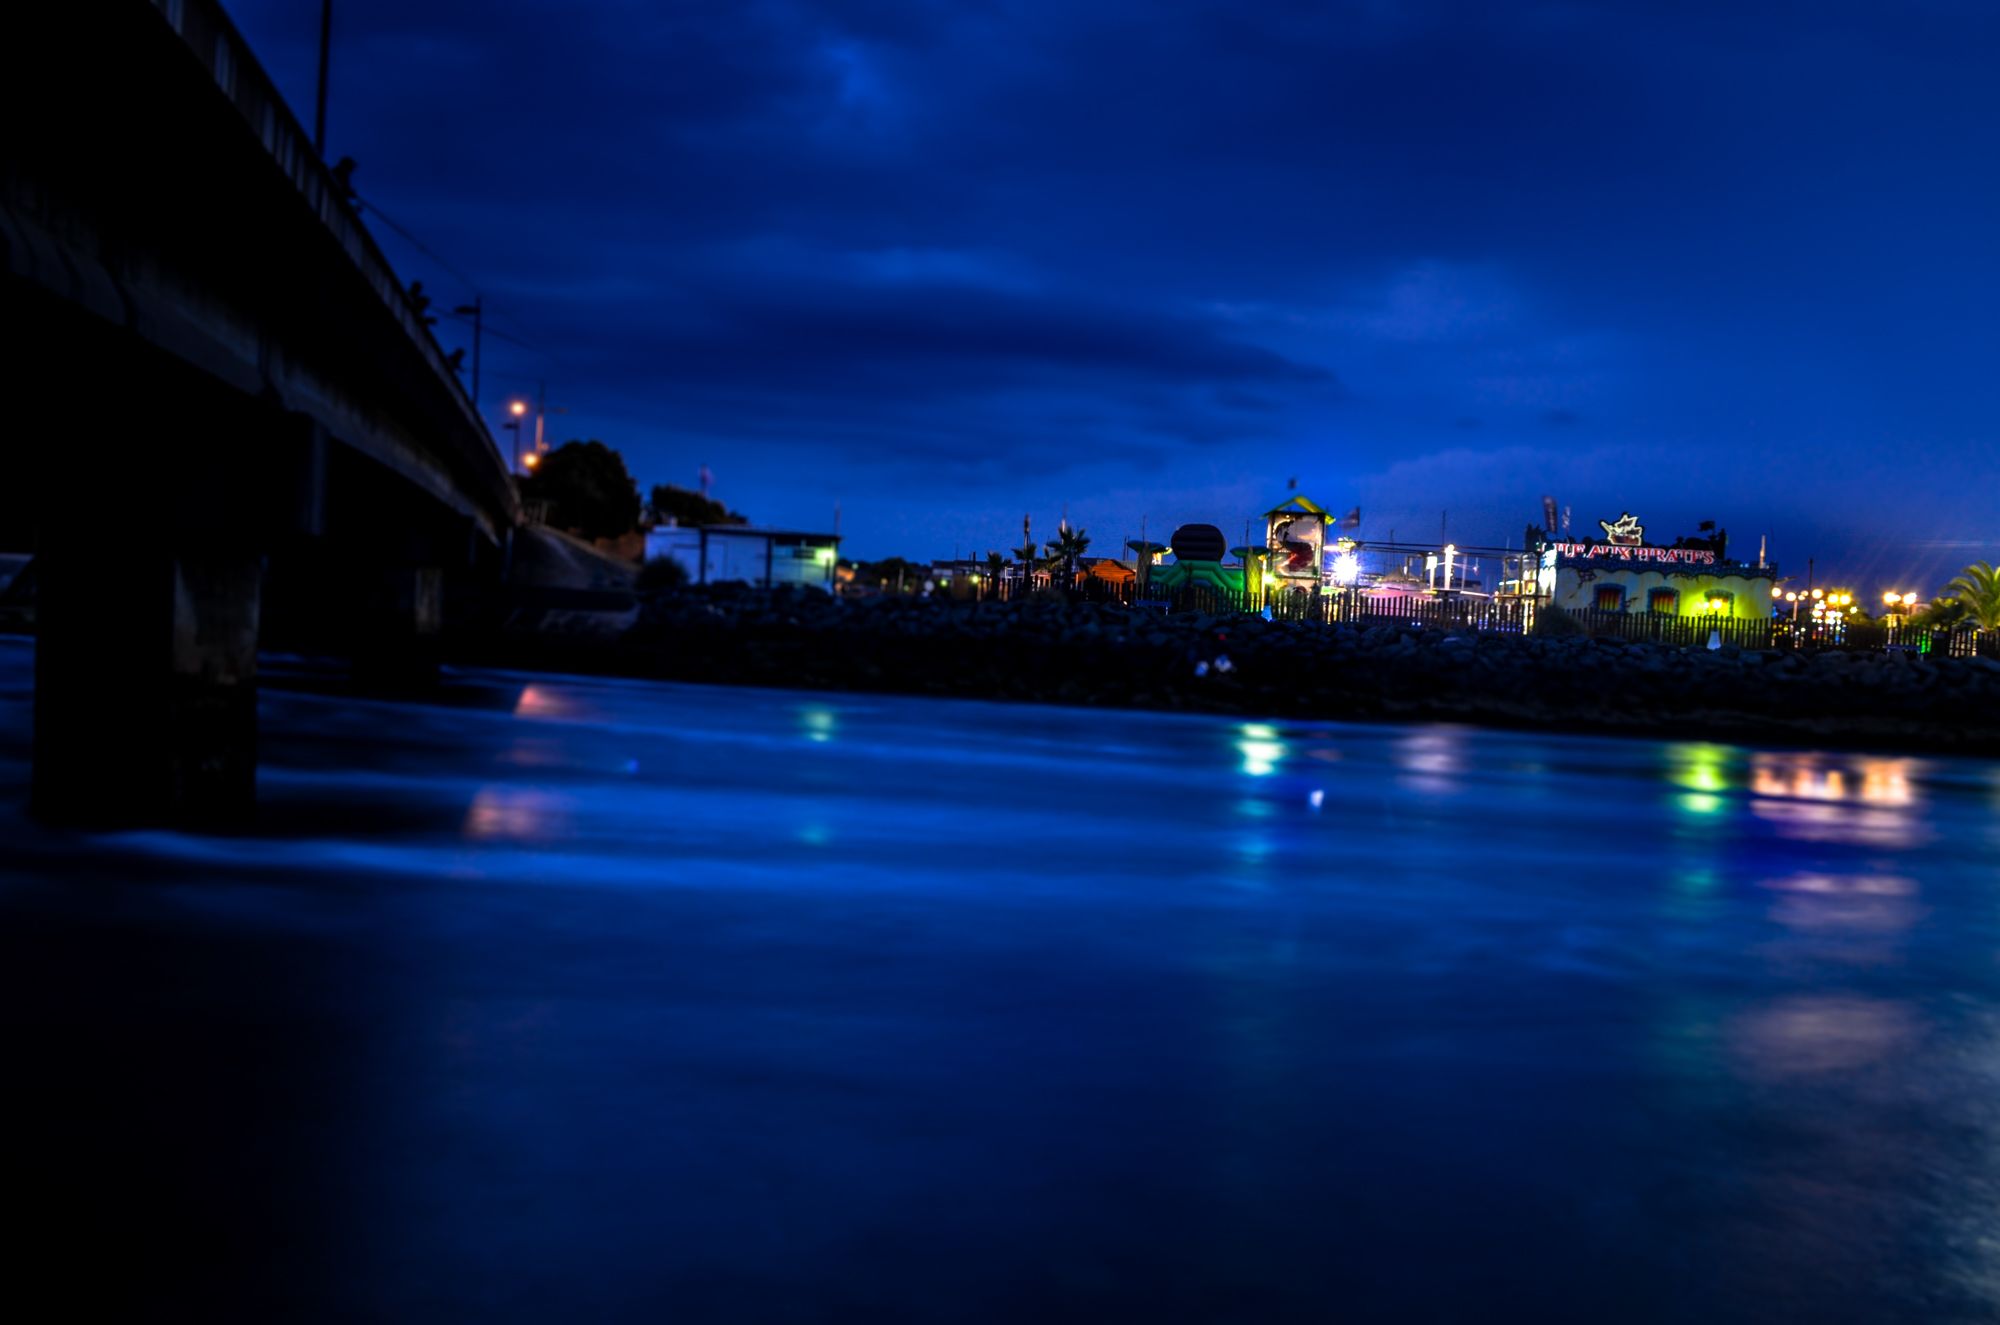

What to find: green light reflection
left=800, top=705, right=838, bottom=744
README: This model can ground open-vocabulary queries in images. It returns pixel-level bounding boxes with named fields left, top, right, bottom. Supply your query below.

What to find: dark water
left=4, top=635, right=2000, bottom=1321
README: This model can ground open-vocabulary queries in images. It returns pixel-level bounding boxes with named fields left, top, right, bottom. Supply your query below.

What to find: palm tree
left=985, top=550, right=1005, bottom=599
left=1046, top=524, right=1091, bottom=586
left=1943, top=560, right=2000, bottom=631
left=1015, top=538, right=1039, bottom=591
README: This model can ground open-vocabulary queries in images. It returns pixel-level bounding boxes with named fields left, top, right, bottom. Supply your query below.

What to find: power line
left=351, top=192, right=480, bottom=291
left=353, top=191, right=557, bottom=363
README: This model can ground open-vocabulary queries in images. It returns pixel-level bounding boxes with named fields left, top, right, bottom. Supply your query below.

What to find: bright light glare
left=1238, top=741, right=1284, bottom=776
left=1237, top=723, right=1284, bottom=776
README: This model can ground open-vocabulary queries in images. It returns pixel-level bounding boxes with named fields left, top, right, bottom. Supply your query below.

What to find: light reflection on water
left=6, top=642, right=2000, bottom=1322
left=1748, top=752, right=1929, bottom=848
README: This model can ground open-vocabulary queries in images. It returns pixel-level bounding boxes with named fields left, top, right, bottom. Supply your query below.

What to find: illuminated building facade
left=1534, top=512, right=1775, bottom=619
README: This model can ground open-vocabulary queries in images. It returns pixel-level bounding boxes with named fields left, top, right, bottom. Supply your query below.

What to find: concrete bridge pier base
left=350, top=565, right=445, bottom=691
left=31, top=542, right=264, bottom=828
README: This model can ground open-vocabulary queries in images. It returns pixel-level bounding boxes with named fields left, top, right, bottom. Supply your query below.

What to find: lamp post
left=1881, top=590, right=1920, bottom=630
left=314, top=0, right=333, bottom=157
left=505, top=399, right=530, bottom=475
left=504, top=388, right=567, bottom=468
left=451, top=297, right=482, bottom=409
left=1804, top=591, right=1853, bottom=641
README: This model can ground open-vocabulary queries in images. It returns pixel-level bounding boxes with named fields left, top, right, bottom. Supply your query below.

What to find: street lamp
left=1882, top=590, right=1920, bottom=629
left=505, top=400, right=529, bottom=471
left=502, top=413, right=525, bottom=476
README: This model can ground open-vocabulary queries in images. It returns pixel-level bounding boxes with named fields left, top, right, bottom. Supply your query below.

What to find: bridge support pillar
left=351, top=565, right=444, bottom=690
left=32, top=541, right=264, bottom=828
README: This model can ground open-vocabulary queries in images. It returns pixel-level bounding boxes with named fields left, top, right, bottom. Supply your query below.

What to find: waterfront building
left=644, top=524, right=840, bottom=589
left=1079, top=557, right=1137, bottom=588
left=1532, top=512, right=1774, bottom=619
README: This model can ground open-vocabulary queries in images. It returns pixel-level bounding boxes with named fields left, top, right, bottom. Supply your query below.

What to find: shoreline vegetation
left=481, top=585, right=2000, bottom=757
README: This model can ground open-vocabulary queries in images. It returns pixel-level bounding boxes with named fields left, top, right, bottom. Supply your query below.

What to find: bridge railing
left=145, top=0, right=501, bottom=468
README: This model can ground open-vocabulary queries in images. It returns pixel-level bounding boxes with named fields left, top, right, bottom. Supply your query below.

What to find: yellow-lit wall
left=1553, top=566, right=1774, bottom=620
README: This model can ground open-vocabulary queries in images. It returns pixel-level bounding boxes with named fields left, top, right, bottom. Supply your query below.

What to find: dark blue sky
left=231, top=0, right=1997, bottom=586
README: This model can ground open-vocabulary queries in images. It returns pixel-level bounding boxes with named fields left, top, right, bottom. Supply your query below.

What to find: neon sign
left=1552, top=542, right=1717, bottom=564
left=1598, top=512, right=1645, bottom=545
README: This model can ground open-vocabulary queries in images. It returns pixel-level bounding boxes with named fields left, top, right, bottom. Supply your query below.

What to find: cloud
left=221, top=0, right=2000, bottom=565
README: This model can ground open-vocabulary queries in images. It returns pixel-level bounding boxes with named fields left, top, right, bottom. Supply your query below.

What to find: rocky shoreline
left=482, top=585, right=2000, bottom=756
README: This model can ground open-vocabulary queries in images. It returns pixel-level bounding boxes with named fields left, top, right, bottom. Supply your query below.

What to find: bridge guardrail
left=145, top=0, right=508, bottom=488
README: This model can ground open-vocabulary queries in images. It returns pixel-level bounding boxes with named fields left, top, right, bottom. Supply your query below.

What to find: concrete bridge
left=2, top=0, right=521, bottom=825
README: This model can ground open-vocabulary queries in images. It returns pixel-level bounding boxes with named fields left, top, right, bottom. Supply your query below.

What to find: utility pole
left=313, top=0, right=333, bottom=157
left=452, top=296, right=482, bottom=409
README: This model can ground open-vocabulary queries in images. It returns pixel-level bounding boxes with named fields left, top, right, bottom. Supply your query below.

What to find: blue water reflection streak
left=3, top=638, right=2000, bottom=1322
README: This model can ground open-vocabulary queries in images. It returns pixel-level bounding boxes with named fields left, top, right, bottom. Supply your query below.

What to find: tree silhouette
left=649, top=484, right=744, bottom=528
left=1045, top=524, right=1091, bottom=584
left=524, top=440, right=640, bottom=541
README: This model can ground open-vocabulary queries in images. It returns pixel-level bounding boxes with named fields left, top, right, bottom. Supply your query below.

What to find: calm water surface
left=4, top=635, right=2000, bottom=1321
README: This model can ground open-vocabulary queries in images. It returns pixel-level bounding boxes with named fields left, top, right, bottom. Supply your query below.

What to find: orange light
left=508, top=400, right=529, bottom=417
left=522, top=452, right=540, bottom=469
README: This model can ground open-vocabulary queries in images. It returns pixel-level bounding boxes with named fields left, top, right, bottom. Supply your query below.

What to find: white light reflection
left=1393, top=728, right=1467, bottom=796
left=1760, top=871, right=1923, bottom=946
left=1236, top=723, right=1285, bottom=777
left=1729, top=994, right=1918, bottom=1080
